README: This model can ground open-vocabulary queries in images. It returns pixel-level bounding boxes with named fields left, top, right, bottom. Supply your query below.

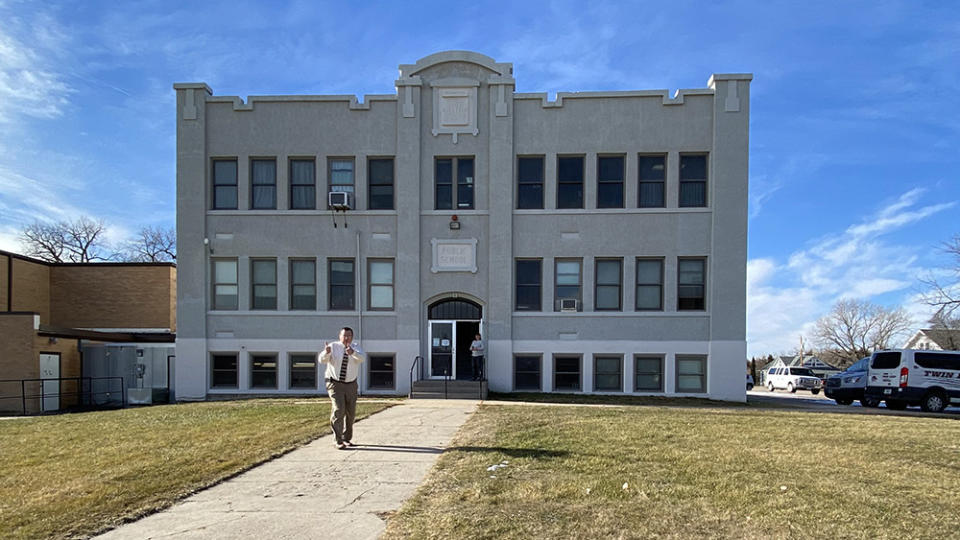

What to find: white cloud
left=0, top=8, right=74, bottom=124
left=748, top=188, right=955, bottom=356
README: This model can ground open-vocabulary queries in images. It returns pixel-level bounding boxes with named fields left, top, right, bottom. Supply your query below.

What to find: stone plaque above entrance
left=431, top=238, right=478, bottom=273
left=431, top=78, right=479, bottom=144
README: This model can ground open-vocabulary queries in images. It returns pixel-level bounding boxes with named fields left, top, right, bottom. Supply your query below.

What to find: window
left=594, top=355, right=622, bottom=391
left=435, top=157, right=474, bottom=210
left=251, top=159, right=276, bottom=209
left=515, top=259, right=542, bottom=311
left=871, top=352, right=901, bottom=369
left=368, top=259, right=394, bottom=310
left=290, top=259, right=316, bottom=310
left=554, top=355, right=581, bottom=391
left=635, top=258, right=664, bottom=311
left=289, top=159, right=316, bottom=210
left=212, top=259, right=238, bottom=310
left=289, top=354, right=317, bottom=389
left=212, top=159, right=238, bottom=210
left=638, top=154, right=665, bottom=208
left=329, top=258, right=355, bottom=310
left=634, top=356, right=664, bottom=392
left=211, top=353, right=238, bottom=388
left=251, top=354, right=277, bottom=389
left=251, top=259, right=277, bottom=310
left=676, top=355, right=707, bottom=393
left=678, top=258, right=706, bottom=310
left=915, top=352, right=960, bottom=370
left=557, top=156, right=584, bottom=209
left=368, top=354, right=395, bottom=389
left=597, top=156, right=624, bottom=208
left=368, top=158, right=394, bottom=210
left=517, top=156, right=544, bottom=209
left=595, top=258, right=622, bottom=311
left=679, top=154, right=707, bottom=207
left=328, top=158, right=354, bottom=207
left=514, top=355, right=541, bottom=390
left=555, top=258, right=582, bottom=311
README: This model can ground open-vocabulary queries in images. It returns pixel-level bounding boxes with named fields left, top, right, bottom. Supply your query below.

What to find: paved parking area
left=748, top=387, right=960, bottom=416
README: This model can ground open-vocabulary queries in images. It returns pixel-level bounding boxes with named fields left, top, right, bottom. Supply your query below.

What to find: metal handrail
left=479, top=356, right=487, bottom=400
left=408, top=356, right=422, bottom=399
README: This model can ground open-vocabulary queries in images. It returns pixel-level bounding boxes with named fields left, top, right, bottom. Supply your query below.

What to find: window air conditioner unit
left=560, top=298, right=578, bottom=312
left=328, top=191, right=354, bottom=210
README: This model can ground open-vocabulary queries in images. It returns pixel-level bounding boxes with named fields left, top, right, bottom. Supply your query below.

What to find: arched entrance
left=427, top=298, right=482, bottom=380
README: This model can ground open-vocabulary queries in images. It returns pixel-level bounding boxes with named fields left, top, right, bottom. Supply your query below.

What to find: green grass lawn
left=383, top=403, right=960, bottom=539
left=0, top=398, right=393, bottom=539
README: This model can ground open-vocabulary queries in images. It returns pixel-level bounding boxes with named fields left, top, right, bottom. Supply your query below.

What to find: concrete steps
left=410, top=380, right=487, bottom=400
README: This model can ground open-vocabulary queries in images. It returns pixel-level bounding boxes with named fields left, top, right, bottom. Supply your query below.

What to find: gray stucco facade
left=174, top=51, right=751, bottom=402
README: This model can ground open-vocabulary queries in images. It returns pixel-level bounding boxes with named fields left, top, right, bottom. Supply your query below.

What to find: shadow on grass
left=351, top=444, right=443, bottom=454
left=446, top=445, right=569, bottom=459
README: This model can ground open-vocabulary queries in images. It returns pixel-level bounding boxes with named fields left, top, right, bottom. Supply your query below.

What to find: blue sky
left=0, top=0, right=957, bottom=356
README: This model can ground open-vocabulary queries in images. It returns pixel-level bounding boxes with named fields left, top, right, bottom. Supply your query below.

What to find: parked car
left=766, top=366, right=822, bottom=394
left=746, top=374, right=754, bottom=391
left=865, top=349, right=960, bottom=412
left=824, top=357, right=880, bottom=407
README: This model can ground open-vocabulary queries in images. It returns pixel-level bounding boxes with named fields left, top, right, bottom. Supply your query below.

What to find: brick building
left=0, top=250, right=176, bottom=413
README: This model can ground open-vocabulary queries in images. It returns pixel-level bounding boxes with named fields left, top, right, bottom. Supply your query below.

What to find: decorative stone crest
left=431, top=78, right=479, bottom=143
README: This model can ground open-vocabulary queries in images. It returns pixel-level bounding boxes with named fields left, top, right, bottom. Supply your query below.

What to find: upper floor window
left=638, top=155, right=665, bottom=208
left=328, top=158, right=355, bottom=208
left=290, top=259, right=316, bottom=310
left=595, top=258, right=622, bottom=311
left=251, top=159, right=276, bottom=209
left=251, top=259, right=277, bottom=310
left=555, top=258, right=582, bottom=311
left=368, top=259, right=395, bottom=310
left=329, top=258, right=355, bottom=310
left=678, top=258, right=706, bottom=310
left=517, top=156, right=544, bottom=209
left=368, top=158, right=394, bottom=210
left=635, top=258, right=664, bottom=311
left=435, top=157, right=474, bottom=210
left=557, top=156, right=584, bottom=209
left=212, top=259, right=238, bottom=310
left=212, top=159, right=238, bottom=210
left=679, top=154, right=707, bottom=207
left=289, top=159, right=316, bottom=210
left=515, top=259, right=542, bottom=311
left=597, top=156, right=624, bottom=208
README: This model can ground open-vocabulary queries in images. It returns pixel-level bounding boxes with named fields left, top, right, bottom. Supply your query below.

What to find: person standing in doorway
left=320, top=327, right=365, bottom=450
left=470, top=333, right=485, bottom=381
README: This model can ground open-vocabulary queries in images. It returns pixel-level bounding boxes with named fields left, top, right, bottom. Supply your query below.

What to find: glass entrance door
left=429, top=321, right=455, bottom=378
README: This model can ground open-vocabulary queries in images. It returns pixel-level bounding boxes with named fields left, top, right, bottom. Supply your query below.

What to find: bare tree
left=921, top=234, right=960, bottom=319
left=20, top=217, right=109, bottom=263
left=813, top=299, right=913, bottom=363
left=122, top=226, right=176, bottom=262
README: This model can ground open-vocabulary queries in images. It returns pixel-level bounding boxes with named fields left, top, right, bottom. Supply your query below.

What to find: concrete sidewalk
left=96, top=400, right=479, bottom=540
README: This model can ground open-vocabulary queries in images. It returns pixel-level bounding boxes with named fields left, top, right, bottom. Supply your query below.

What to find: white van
left=864, top=349, right=960, bottom=412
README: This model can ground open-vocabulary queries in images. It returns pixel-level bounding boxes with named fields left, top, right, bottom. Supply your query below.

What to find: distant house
left=760, top=354, right=840, bottom=384
left=902, top=329, right=960, bottom=351
left=0, top=249, right=176, bottom=414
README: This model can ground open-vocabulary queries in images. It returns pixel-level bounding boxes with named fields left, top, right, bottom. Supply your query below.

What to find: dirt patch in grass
left=383, top=403, right=960, bottom=539
left=0, top=398, right=393, bottom=539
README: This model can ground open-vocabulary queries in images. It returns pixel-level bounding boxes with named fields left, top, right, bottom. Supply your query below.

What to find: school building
left=173, top=51, right=751, bottom=401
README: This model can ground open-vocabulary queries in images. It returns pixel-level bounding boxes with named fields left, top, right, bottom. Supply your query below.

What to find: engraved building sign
left=431, top=238, right=478, bottom=273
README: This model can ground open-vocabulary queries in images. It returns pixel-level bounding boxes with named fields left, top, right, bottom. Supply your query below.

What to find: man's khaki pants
left=325, top=379, right=358, bottom=443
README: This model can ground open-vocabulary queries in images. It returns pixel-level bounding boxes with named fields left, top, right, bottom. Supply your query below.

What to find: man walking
left=320, top=327, right=365, bottom=449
